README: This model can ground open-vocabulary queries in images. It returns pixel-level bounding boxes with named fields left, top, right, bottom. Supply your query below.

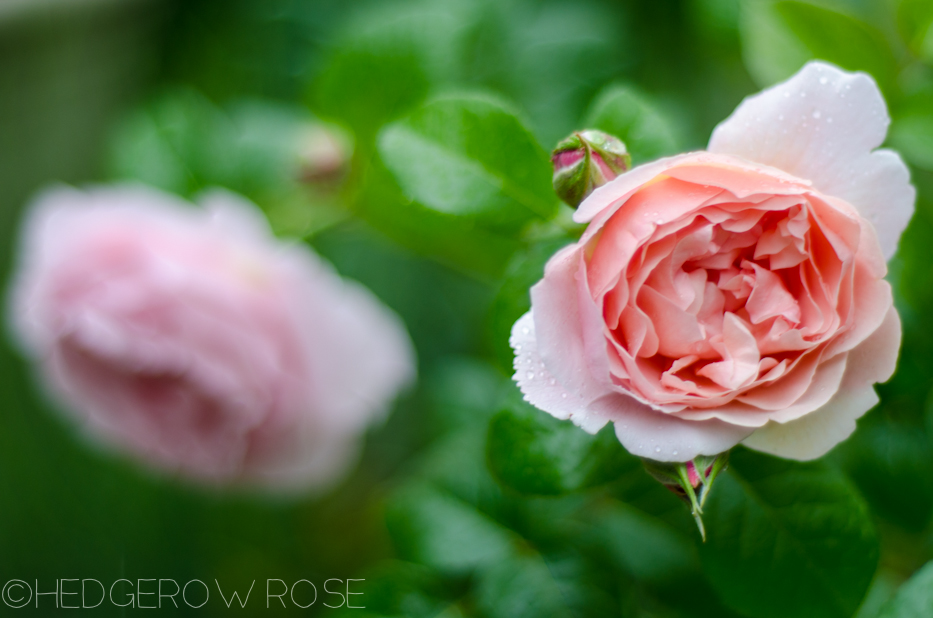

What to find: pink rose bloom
left=10, top=185, right=416, bottom=489
left=511, top=62, right=914, bottom=462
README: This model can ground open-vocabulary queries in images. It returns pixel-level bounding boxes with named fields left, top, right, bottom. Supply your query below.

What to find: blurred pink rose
left=512, top=62, right=914, bottom=462
left=9, top=185, right=416, bottom=489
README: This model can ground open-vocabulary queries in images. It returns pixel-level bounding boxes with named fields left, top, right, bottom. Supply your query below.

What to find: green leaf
left=377, top=94, right=557, bottom=233
left=740, top=0, right=899, bottom=95
left=835, top=414, right=933, bottom=532
left=889, top=114, right=933, bottom=171
left=486, top=397, right=639, bottom=496
left=700, top=447, right=879, bottom=618
left=354, top=157, right=522, bottom=279
left=313, top=36, right=430, bottom=142
left=897, top=0, right=933, bottom=62
left=877, top=562, right=933, bottom=618
left=583, top=84, right=682, bottom=164
left=588, top=502, right=698, bottom=584
left=330, top=561, right=450, bottom=618
left=473, top=555, right=576, bottom=618
left=385, top=483, right=515, bottom=574
left=468, top=2, right=628, bottom=147
left=107, top=88, right=230, bottom=196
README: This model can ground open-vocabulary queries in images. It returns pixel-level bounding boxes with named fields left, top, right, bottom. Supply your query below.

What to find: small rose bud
left=551, top=129, right=631, bottom=207
left=642, top=452, right=729, bottom=541
left=296, top=124, right=352, bottom=186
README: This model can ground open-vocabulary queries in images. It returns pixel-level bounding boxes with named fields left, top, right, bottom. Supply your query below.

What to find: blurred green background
left=2, top=0, right=933, bottom=616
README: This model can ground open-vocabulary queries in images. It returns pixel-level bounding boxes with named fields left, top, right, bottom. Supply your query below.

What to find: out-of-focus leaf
left=588, top=502, right=698, bottom=584
left=328, top=561, right=450, bottom=618
left=385, top=483, right=515, bottom=574
left=836, top=415, right=933, bottom=532
left=486, top=397, right=639, bottom=496
left=740, top=0, right=898, bottom=94
left=313, top=38, right=429, bottom=143
left=897, top=0, right=933, bottom=62
left=700, top=447, right=879, bottom=618
left=889, top=114, right=933, bottom=171
left=466, top=1, right=629, bottom=148
left=354, top=157, right=522, bottom=279
left=107, top=88, right=230, bottom=196
left=487, top=235, right=574, bottom=372
left=877, top=561, right=933, bottom=618
left=584, top=84, right=682, bottom=164
left=378, top=94, right=556, bottom=233
left=108, top=90, right=348, bottom=238
left=426, top=357, right=510, bottom=432
left=473, top=555, right=575, bottom=618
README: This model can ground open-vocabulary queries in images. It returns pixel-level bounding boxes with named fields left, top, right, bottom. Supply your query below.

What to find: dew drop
left=549, top=378, right=556, bottom=386
left=655, top=446, right=661, bottom=453
left=800, top=91, right=807, bottom=98
left=778, top=114, right=784, bottom=121
left=819, top=77, right=828, bottom=85
left=561, top=393, right=567, bottom=399
left=526, top=371, right=535, bottom=380
left=812, top=110, right=821, bottom=119
left=672, top=450, right=678, bottom=456
left=522, top=327, right=530, bottom=335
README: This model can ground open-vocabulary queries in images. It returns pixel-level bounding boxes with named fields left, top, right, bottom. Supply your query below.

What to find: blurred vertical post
left=0, top=0, right=167, bottom=266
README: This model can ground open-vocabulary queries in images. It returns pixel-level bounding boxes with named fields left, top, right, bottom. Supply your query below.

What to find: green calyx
left=642, top=452, right=730, bottom=542
left=551, top=129, right=631, bottom=208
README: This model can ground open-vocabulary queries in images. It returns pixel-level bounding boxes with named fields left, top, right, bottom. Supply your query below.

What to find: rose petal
left=709, top=61, right=913, bottom=259
left=510, top=311, right=609, bottom=433
left=590, top=394, right=754, bottom=462
left=532, top=246, right=614, bottom=404
left=742, top=385, right=879, bottom=461
left=840, top=305, right=901, bottom=388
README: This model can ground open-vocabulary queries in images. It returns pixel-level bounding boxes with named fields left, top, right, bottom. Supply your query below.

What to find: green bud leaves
left=551, top=129, right=631, bottom=207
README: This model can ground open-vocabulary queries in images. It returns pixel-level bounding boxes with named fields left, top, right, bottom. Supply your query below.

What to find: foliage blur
left=2, top=0, right=933, bottom=616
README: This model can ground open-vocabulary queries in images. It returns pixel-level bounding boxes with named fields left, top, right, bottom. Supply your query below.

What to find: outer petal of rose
left=511, top=311, right=610, bottom=433
left=593, top=395, right=754, bottom=462
left=741, top=385, right=879, bottom=461
left=245, top=425, right=363, bottom=493
left=531, top=246, right=615, bottom=404
left=708, top=61, right=914, bottom=259
left=839, top=305, right=901, bottom=388
left=286, top=249, right=417, bottom=435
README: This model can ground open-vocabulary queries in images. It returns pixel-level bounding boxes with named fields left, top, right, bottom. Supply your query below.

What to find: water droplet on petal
left=522, top=327, right=530, bottom=335
left=561, top=393, right=567, bottom=399
left=526, top=371, right=535, bottom=380
left=672, top=450, right=678, bottom=456
left=812, top=110, right=821, bottom=119
left=655, top=446, right=661, bottom=453
left=819, top=77, right=828, bottom=85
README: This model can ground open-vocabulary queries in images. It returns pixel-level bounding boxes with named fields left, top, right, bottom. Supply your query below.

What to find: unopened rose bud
left=297, top=124, right=352, bottom=186
left=642, top=452, right=729, bottom=541
left=551, top=129, right=631, bottom=207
